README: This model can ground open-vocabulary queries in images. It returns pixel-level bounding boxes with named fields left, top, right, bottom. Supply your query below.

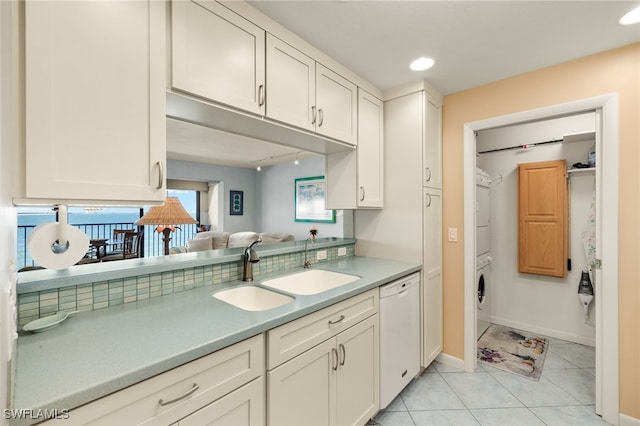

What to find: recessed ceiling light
left=410, top=57, right=435, bottom=71
left=619, top=5, right=640, bottom=25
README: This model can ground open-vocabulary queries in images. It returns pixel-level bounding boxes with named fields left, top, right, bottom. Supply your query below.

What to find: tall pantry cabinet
left=354, top=81, right=443, bottom=368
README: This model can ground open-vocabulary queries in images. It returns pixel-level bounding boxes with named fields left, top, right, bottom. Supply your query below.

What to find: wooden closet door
left=518, top=160, right=567, bottom=278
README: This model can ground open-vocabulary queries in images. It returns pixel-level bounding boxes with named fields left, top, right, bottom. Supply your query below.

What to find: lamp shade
left=135, top=197, right=198, bottom=226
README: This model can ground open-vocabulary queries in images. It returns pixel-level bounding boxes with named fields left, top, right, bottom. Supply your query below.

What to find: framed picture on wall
left=230, top=190, right=243, bottom=215
left=294, top=176, right=336, bottom=223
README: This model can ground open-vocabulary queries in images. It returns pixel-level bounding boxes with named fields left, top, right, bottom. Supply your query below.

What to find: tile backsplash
left=17, top=244, right=355, bottom=328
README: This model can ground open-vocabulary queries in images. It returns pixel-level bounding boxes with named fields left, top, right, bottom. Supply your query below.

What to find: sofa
left=170, top=231, right=295, bottom=254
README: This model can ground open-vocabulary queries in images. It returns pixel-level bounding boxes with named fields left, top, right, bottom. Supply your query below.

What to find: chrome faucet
left=303, top=237, right=314, bottom=268
left=242, top=237, right=262, bottom=281
left=303, top=227, right=318, bottom=269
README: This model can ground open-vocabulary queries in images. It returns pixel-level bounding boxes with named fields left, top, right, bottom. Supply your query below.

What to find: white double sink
left=213, top=270, right=360, bottom=311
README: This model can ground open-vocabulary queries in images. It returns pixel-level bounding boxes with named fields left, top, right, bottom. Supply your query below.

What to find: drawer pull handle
left=311, top=106, right=317, bottom=125
left=332, top=348, right=339, bottom=370
left=328, top=315, right=345, bottom=325
left=158, top=383, right=199, bottom=406
left=258, top=84, right=265, bottom=107
left=339, top=343, right=346, bottom=366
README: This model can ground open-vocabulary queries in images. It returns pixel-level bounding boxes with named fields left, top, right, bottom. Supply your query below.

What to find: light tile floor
left=372, top=335, right=609, bottom=426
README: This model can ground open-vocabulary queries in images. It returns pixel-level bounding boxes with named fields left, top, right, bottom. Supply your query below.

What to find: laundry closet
left=475, top=112, right=597, bottom=346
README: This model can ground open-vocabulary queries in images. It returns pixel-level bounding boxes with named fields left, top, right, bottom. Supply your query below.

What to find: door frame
left=462, top=94, right=619, bottom=424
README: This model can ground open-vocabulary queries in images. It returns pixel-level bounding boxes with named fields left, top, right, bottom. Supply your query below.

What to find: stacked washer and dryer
left=476, top=168, right=492, bottom=338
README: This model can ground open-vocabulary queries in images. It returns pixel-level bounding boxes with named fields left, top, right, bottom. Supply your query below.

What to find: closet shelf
left=567, top=167, right=595, bottom=174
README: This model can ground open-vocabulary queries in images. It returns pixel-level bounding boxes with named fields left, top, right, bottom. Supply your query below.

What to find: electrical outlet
left=317, top=250, right=327, bottom=260
left=338, top=247, right=347, bottom=256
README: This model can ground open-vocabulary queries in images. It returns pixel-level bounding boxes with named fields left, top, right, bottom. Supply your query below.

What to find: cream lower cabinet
left=267, top=289, right=379, bottom=426
left=423, top=188, right=443, bottom=366
left=47, top=335, right=264, bottom=426
left=268, top=315, right=378, bottom=426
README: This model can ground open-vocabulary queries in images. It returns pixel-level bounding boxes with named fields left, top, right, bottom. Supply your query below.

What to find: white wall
left=1, top=1, right=17, bottom=419
left=169, top=157, right=352, bottom=240
left=168, top=160, right=258, bottom=233
left=257, top=156, right=352, bottom=240
left=476, top=112, right=597, bottom=345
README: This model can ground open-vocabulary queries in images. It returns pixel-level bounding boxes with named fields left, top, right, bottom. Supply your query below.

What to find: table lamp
left=135, top=197, right=198, bottom=255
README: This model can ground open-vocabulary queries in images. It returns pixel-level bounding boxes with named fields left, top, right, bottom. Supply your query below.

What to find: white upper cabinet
left=21, top=0, right=166, bottom=204
left=356, top=89, right=384, bottom=207
left=423, top=93, right=442, bottom=189
left=266, top=34, right=357, bottom=145
left=315, top=63, right=358, bottom=145
left=265, top=34, right=316, bottom=132
left=171, top=0, right=266, bottom=116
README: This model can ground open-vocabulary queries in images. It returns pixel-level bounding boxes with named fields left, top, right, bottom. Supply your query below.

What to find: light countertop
left=12, top=256, right=420, bottom=417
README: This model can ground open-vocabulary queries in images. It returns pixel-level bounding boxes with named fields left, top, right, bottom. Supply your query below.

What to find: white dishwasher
left=379, top=272, right=421, bottom=409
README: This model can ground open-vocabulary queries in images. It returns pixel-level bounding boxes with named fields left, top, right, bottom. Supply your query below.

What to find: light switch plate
left=448, top=228, right=458, bottom=242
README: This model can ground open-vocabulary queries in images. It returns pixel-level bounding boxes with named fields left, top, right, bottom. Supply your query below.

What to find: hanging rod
left=477, top=138, right=563, bottom=154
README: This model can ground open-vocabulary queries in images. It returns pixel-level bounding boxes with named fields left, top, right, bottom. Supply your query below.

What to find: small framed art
left=230, top=190, right=243, bottom=215
left=294, top=176, right=336, bottom=223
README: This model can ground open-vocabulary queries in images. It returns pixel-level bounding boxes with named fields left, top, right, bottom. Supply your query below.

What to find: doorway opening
left=462, top=94, right=619, bottom=425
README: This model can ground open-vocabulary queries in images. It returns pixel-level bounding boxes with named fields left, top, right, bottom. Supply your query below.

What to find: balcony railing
left=17, top=222, right=199, bottom=270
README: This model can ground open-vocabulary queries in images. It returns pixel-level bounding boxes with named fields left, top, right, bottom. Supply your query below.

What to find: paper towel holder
left=51, top=204, right=70, bottom=254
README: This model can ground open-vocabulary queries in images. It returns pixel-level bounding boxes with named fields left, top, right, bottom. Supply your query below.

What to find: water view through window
left=17, top=190, right=199, bottom=270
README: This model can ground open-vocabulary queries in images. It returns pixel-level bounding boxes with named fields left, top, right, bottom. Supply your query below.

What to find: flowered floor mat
left=477, top=325, right=548, bottom=381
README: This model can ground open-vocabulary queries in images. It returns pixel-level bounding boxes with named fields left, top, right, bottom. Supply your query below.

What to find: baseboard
left=620, top=413, right=640, bottom=426
left=490, top=316, right=596, bottom=347
left=435, top=352, right=465, bottom=371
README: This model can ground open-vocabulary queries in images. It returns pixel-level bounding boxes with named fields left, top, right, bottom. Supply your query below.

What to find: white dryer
left=476, top=168, right=491, bottom=256
left=476, top=253, right=492, bottom=338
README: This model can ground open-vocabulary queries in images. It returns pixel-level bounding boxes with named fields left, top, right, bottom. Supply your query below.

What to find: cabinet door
left=172, top=0, right=265, bottom=115
left=268, top=339, right=336, bottom=426
left=357, top=89, right=384, bottom=208
left=316, top=64, right=358, bottom=145
left=177, top=377, right=264, bottom=426
left=24, top=0, right=165, bottom=203
left=423, top=188, right=442, bottom=366
left=265, top=34, right=316, bottom=132
left=423, top=94, right=442, bottom=189
left=518, top=160, right=568, bottom=278
left=336, top=315, right=379, bottom=426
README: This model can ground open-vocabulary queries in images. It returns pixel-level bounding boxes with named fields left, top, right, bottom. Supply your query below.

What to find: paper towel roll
left=27, top=222, right=90, bottom=269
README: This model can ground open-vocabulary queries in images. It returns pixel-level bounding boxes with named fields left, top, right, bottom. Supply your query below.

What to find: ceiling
left=168, top=1, right=640, bottom=168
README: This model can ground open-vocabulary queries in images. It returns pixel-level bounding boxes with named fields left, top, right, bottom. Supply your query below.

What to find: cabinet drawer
left=58, top=334, right=264, bottom=426
left=267, top=289, right=378, bottom=369
left=175, top=376, right=264, bottom=426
